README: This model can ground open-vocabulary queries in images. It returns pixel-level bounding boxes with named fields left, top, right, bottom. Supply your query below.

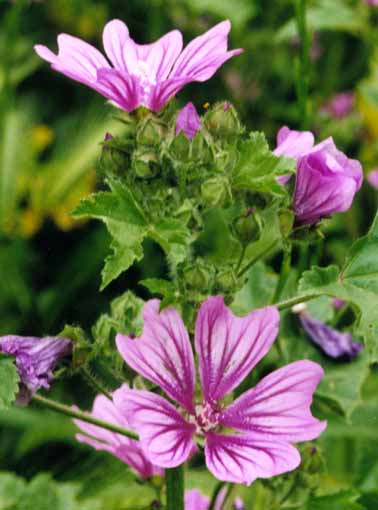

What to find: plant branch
left=32, top=393, right=138, bottom=440
left=275, top=293, right=319, bottom=311
left=237, top=239, right=279, bottom=278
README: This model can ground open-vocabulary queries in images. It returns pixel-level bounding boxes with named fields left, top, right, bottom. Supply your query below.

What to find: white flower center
left=132, top=61, right=156, bottom=102
left=189, top=402, right=220, bottom=435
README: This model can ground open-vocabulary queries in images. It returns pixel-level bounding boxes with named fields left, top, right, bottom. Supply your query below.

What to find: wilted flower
left=295, top=307, right=362, bottom=359
left=274, top=126, right=363, bottom=225
left=0, top=335, right=71, bottom=403
left=113, top=297, right=326, bottom=485
left=367, top=169, right=378, bottom=189
left=74, top=389, right=163, bottom=479
left=35, top=19, right=242, bottom=113
left=321, top=92, right=354, bottom=119
left=185, top=487, right=244, bottom=510
left=176, top=102, right=201, bottom=140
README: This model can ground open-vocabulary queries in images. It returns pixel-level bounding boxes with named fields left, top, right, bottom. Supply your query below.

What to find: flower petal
left=205, top=432, right=301, bottom=485
left=171, top=20, right=243, bottom=82
left=102, top=19, right=131, bottom=73
left=135, top=30, right=183, bottom=81
left=274, top=126, right=315, bottom=160
left=147, top=76, right=192, bottom=112
left=116, top=299, right=195, bottom=413
left=96, top=68, right=140, bottom=112
left=185, top=490, right=210, bottom=510
left=176, top=102, right=202, bottom=140
left=220, top=360, right=326, bottom=441
left=113, top=387, right=197, bottom=468
left=35, top=33, right=109, bottom=86
left=195, top=296, right=279, bottom=403
left=73, top=390, right=162, bottom=478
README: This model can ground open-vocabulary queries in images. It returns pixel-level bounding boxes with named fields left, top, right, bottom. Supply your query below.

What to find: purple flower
left=367, top=169, right=378, bottom=189
left=185, top=487, right=244, bottom=510
left=297, top=311, right=362, bottom=359
left=74, top=389, right=163, bottom=479
left=113, top=297, right=326, bottom=485
left=366, top=0, right=378, bottom=6
left=332, top=298, right=346, bottom=309
left=274, top=126, right=363, bottom=225
left=0, top=335, right=71, bottom=402
left=321, top=92, right=354, bottom=119
left=176, top=102, right=201, bottom=140
left=34, top=20, right=242, bottom=113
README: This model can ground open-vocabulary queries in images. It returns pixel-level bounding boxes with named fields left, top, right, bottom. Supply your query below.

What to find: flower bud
left=132, top=149, right=159, bottom=179
left=168, top=130, right=190, bottom=161
left=215, top=267, right=238, bottom=292
left=205, top=101, right=241, bottom=138
left=176, top=102, right=201, bottom=140
left=183, top=260, right=214, bottom=291
left=233, top=208, right=263, bottom=244
left=201, top=176, right=232, bottom=208
left=136, top=116, right=166, bottom=146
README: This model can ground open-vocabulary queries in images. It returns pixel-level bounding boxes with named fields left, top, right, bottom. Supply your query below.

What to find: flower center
left=132, top=61, right=156, bottom=102
left=189, top=402, right=220, bottom=435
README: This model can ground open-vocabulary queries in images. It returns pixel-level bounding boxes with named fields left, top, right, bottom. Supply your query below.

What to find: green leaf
left=140, top=278, right=177, bottom=308
left=306, top=489, right=364, bottom=510
left=232, top=132, right=295, bottom=197
left=149, top=219, right=191, bottom=266
left=73, top=179, right=148, bottom=289
left=16, top=474, right=79, bottom=510
left=0, top=472, right=26, bottom=508
left=0, top=355, right=19, bottom=409
left=298, top=211, right=378, bottom=361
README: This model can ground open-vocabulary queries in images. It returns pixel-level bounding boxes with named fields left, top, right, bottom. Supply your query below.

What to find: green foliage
left=0, top=355, right=19, bottom=409
left=306, top=490, right=364, bottom=510
left=299, top=212, right=378, bottom=361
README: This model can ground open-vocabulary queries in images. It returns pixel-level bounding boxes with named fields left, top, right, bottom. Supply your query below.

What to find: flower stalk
left=166, top=465, right=184, bottom=510
left=32, top=393, right=138, bottom=440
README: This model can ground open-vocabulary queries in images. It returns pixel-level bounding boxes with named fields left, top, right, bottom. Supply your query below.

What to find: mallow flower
left=274, top=126, right=363, bottom=225
left=0, top=335, right=71, bottom=403
left=367, top=169, right=378, bottom=189
left=294, top=306, right=362, bottom=359
left=113, top=296, right=326, bottom=485
left=185, top=487, right=244, bottom=510
left=34, top=19, right=242, bottom=113
left=321, top=92, right=354, bottom=119
left=74, top=389, right=163, bottom=479
left=176, top=102, right=202, bottom=140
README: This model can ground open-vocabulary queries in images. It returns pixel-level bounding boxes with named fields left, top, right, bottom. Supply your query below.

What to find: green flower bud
left=201, top=176, right=232, bottom=208
left=168, top=130, right=190, bottom=161
left=136, top=116, right=166, bottom=146
left=183, top=259, right=214, bottom=291
left=204, top=101, right=242, bottom=138
left=216, top=267, right=238, bottom=292
left=233, top=208, right=263, bottom=244
left=132, top=149, right=159, bottom=179
left=279, top=209, right=295, bottom=237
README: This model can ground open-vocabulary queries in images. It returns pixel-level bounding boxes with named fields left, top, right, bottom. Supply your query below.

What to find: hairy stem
left=82, top=366, right=112, bottom=400
left=275, top=293, right=319, bottom=310
left=166, top=465, right=184, bottom=510
left=32, top=393, right=138, bottom=440
left=272, top=247, right=292, bottom=304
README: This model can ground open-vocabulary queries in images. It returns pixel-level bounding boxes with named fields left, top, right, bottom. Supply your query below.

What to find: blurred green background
left=1, top=0, right=378, bottom=508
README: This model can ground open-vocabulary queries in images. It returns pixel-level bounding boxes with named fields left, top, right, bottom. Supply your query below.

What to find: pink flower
left=274, top=126, right=363, bottom=225
left=34, top=19, right=242, bottom=113
left=73, top=389, right=163, bottom=479
left=367, top=169, right=378, bottom=189
left=113, top=297, right=326, bottom=485
left=321, top=92, right=354, bottom=119
left=176, top=102, right=201, bottom=140
left=366, top=0, right=378, bottom=6
left=185, top=487, right=244, bottom=510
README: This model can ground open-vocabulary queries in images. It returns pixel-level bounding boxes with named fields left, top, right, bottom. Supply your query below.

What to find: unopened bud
left=132, top=149, right=159, bottom=178
left=136, top=116, right=166, bottom=146
left=233, top=208, right=263, bottom=244
left=204, top=101, right=242, bottom=138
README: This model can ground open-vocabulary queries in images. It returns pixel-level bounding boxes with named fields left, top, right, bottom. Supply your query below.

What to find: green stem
left=272, top=247, right=292, bottom=304
left=275, top=293, right=319, bottom=311
left=235, top=244, right=247, bottom=274
left=82, top=366, right=112, bottom=400
left=166, top=465, right=184, bottom=510
left=32, top=394, right=138, bottom=440
left=295, top=0, right=310, bottom=128
left=237, top=239, right=279, bottom=278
